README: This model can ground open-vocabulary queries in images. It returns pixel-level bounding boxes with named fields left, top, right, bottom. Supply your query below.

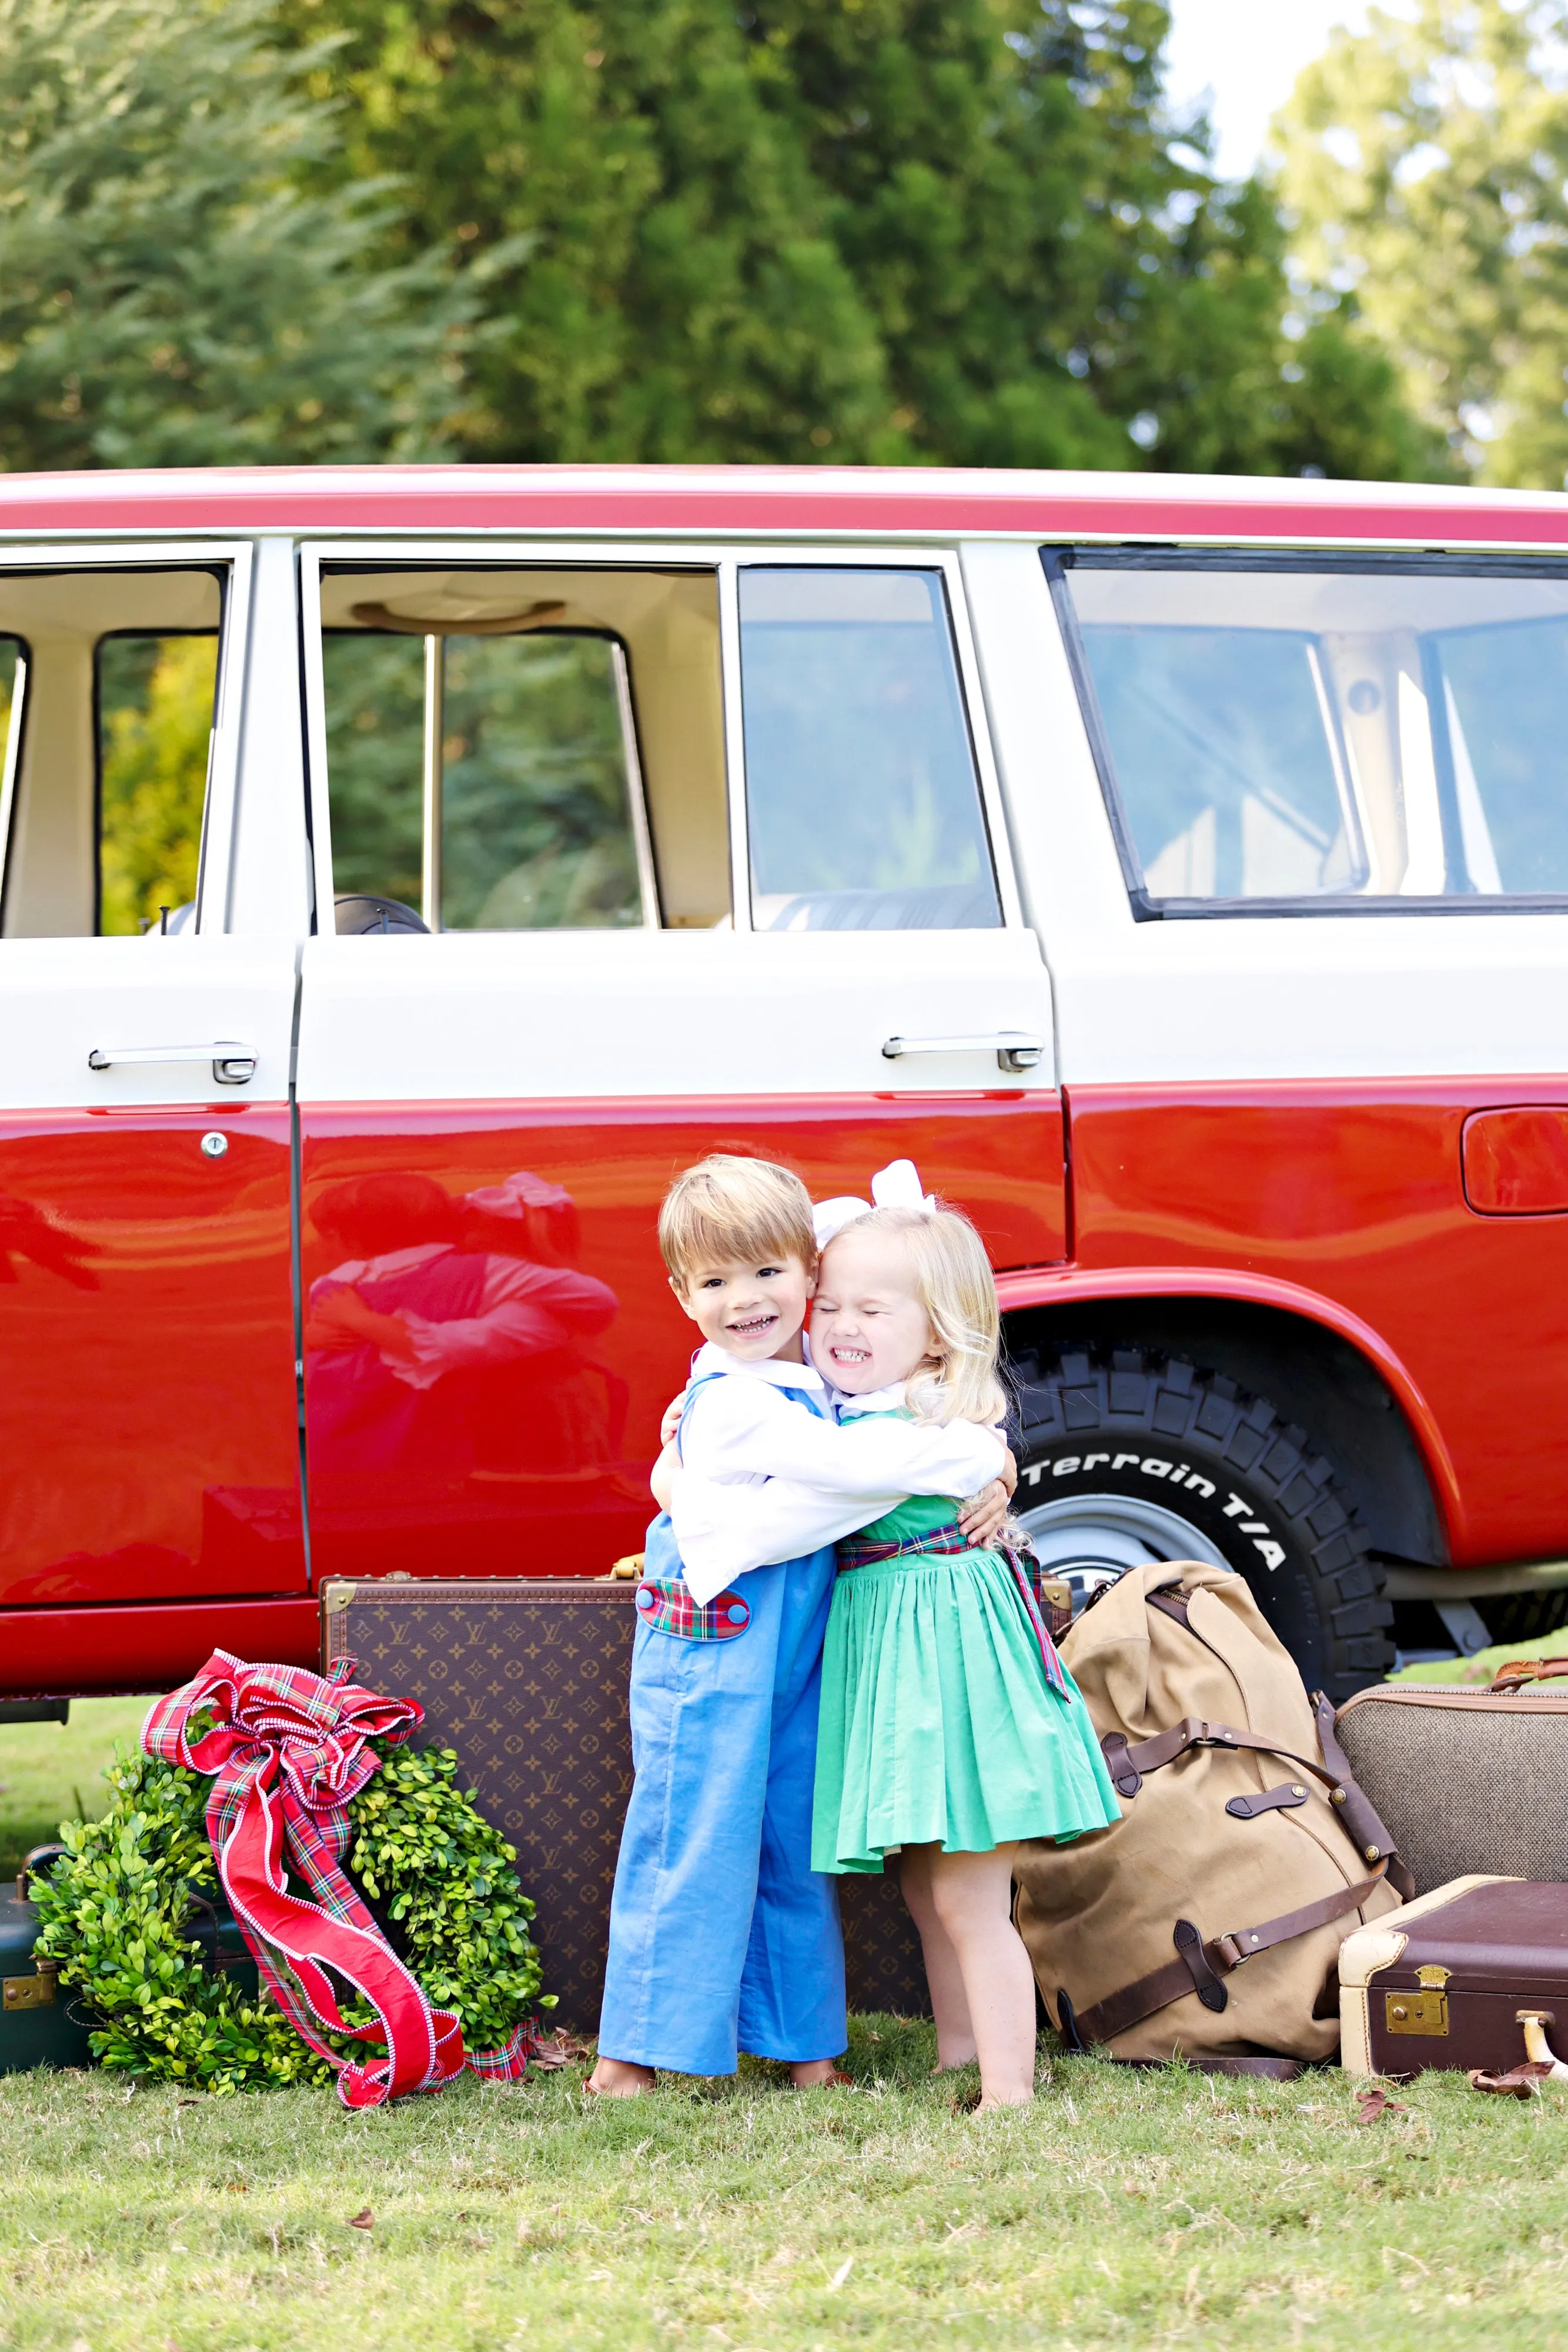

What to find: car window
left=738, top=567, right=1001, bottom=931
left=320, top=627, right=654, bottom=933
left=1059, top=558, right=1568, bottom=907
left=96, top=633, right=218, bottom=935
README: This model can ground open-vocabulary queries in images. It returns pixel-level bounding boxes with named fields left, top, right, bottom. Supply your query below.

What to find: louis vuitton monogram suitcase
left=321, top=1575, right=930, bottom=2032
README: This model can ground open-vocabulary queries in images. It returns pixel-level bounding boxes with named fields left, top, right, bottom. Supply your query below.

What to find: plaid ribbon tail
left=143, top=1648, right=466, bottom=2109
left=998, top=1547, right=1071, bottom=1700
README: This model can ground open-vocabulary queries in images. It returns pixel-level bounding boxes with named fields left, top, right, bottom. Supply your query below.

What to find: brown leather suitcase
left=1339, top=1875, right=1568, bottom=2079
left=321, top=1575, right=929, bottom=2033
left=1335, top=1665, right=1568, bottom=1893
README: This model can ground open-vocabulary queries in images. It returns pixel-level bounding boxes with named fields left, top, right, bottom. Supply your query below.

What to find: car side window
left=0, top=567, right=223, bottom=940
left=313, top=567, right=734, bottom=936
left=737, top=567, right=1001, bottom=931
left=1057, top=553, right=1568, bottom=910
left=96, top=633, right=219, bottom=934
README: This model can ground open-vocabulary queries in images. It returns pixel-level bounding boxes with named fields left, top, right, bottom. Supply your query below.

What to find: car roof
left=0, top=462, right=1563, bottom=550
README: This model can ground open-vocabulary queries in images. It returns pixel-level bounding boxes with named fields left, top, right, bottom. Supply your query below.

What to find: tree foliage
left=1274, top=0, right=1568, bottom=487
left=0, top=0, right=492, bottom=470
left=278, top=0, right=1429, bottom=477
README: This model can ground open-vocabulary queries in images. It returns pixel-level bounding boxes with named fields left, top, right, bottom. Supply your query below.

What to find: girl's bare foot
left=790, top=2058, right=850, bottom=2087
left=974, top=2088, right=1033, bottom=2112
left=586, top=2056, right=654, bottom=2097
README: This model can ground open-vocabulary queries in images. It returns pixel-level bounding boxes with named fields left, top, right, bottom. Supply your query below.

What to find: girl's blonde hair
left=833, top=1201, right=1005, bottom=1428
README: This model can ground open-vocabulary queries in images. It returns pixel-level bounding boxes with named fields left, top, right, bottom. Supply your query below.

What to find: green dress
left=811, top=1477, right=1122, bottom=1875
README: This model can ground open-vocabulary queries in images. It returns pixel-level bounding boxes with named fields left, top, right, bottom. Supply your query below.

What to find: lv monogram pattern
left=322, top=1578, right=931, bottom=2029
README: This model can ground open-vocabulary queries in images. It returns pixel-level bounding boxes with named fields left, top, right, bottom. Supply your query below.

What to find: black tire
left=1010, top=1345, right=1393, bottom=1703
left=1477, top=1586, right=1568, bottom=1648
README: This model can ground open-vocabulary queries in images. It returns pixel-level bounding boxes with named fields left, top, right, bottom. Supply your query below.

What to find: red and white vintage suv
left=5, top=462, right=1568, bottom=1709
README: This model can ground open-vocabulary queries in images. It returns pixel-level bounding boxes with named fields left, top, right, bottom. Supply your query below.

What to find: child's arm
left=678, top=1378, right=1004, bottom=1498
left=671, top=1402, right=1005, bottom=1603
left=673, top=1456, right=1012, bottom=1601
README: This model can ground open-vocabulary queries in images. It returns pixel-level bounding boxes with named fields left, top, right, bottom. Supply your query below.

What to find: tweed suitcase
left=1335, top=1669, right=1568, bottom=1894
left=1339, top=1875, right=1568, bottom=2080
left=321, top=1576, right=930, bottom=2032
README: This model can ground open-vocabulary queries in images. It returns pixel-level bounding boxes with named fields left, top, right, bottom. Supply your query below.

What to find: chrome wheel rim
left=1017, top=1491, right=1232, bottom=1615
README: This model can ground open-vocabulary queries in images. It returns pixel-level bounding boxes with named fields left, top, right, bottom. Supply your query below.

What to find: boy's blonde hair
left=833, top=1202, right=1006, bottom=1428
left=658, top=1154, right=817, bottom=1291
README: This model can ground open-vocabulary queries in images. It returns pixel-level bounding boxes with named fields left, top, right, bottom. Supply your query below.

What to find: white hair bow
left=811, top=1159, right=935, bottom=1251
left=465, top=1169, right=573, bottom=1218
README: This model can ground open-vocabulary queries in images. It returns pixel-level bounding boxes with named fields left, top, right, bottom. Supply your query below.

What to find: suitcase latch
left=1387, top=1966, right=1450, bottom=2036
left=3, top=1969, right=56, bottom=2012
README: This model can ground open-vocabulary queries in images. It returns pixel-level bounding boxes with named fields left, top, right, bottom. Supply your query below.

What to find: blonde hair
left=834, top=1201, right=1005, bottom=1428
left=658, top=1154, right=817, bottom=1291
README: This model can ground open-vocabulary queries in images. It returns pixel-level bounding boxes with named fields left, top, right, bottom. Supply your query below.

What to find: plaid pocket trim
left=635, top=1576, right=751, bottom=1641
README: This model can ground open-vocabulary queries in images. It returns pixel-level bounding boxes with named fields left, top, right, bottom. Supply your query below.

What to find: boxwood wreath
left=32, top=1738, right=551, bottom=2094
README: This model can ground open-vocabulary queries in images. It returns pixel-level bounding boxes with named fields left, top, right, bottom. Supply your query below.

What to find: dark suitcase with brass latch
left=2, top=1844, right=258, bottom=2074
left=1340, top=1875, right=1568, bottom=2079
left=2, top=1845, right=95, bottom=2072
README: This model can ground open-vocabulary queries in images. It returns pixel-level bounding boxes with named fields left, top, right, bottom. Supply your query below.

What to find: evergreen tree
left=1274, top=0, right=1568, bottom=487
left=279, top=0, right=1430, bottom=476
left=0, top=0, right=492, bottom=469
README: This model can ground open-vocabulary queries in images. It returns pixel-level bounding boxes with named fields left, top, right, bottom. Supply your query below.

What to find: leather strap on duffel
left=1062, top=1870, right=1385, bottom=2051
left=1099, top=1690, right=1407, bottom=1884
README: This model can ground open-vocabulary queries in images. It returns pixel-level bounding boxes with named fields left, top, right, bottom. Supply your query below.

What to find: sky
left=1163, top=1, right=1389, bottom=178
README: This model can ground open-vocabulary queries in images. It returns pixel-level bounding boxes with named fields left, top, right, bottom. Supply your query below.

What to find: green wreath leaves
left=32, top=1740, right=550, bottom=2095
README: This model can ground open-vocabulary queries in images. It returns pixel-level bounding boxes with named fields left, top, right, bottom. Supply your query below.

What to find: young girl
left=807, top=1195, right=1119, bottom=2111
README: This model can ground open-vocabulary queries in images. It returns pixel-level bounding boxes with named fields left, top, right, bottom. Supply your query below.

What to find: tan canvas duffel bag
left=1335, top=1658, right=1568, bottom=1894
left=1014, top=1562, right=1409, bottom=2069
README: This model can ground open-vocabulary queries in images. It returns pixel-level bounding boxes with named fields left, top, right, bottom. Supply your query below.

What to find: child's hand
left=958, top=1479, right=1011, bottom=1549
left=650, top=1442, right=680, bottom=1512
left=659, top=1389, right=689, bottom=1448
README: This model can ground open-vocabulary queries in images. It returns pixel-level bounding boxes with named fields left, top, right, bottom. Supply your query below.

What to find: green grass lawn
left=3, top=1713, right=1567, bottom=2350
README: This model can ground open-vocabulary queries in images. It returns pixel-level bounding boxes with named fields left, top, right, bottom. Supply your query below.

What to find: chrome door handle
left=88, top=1041, right=258, bottom=1086
left=881, top=1031, right=1045, bottom=1075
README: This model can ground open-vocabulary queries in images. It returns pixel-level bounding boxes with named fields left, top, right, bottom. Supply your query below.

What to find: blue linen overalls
left=597, top=1374, right=846, bottom=2074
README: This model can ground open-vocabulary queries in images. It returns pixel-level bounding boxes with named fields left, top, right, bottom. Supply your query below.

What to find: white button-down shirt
left=670, top=1348, right=1004, bottom=1603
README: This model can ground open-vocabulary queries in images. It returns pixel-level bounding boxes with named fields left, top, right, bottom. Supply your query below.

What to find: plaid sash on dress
left=835, top=1525, right=1070, bottom=1698
left=143, top=1649, right=546, bottom=2107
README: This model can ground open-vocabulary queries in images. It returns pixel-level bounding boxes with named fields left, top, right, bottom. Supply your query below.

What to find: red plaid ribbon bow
left=143, top=1649, right=539, bottom=2108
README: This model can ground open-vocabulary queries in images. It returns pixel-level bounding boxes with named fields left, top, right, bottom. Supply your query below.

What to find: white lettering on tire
left=1032, top=1452, right=1281, bottom=1573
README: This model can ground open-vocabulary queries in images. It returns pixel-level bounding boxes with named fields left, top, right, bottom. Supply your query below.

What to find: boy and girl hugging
left=588, top=1152, right=1119, bottom=2113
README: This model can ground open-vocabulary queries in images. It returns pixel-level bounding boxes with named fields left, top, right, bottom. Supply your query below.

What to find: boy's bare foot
left=790, top=2058, right=851, bottom=2088
left=973, top=2089, right=1033, bottom=2112
left=586, top=2056, right=654, bottom=2097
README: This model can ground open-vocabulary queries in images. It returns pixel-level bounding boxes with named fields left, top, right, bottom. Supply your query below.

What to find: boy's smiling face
left=672, top=1250, right=815, bottom=1364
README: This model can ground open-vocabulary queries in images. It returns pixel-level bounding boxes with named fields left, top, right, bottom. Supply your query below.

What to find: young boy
left=590, top=1155, right=1007, bottom=2095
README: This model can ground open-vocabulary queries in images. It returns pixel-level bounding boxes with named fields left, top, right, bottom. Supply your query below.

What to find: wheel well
left=1000, top=1296, right=1447, bottom=1568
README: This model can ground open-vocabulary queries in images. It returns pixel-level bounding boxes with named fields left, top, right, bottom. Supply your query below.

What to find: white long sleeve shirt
left=669, top=1349, right=1004, bottom=1603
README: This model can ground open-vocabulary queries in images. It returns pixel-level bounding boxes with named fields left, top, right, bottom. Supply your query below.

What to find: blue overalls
left=597, top=1374, right=846, bottom=2074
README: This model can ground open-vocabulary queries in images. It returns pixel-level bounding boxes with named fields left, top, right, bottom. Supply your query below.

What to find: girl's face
left=810, top=1226, right=937, bottom=1395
